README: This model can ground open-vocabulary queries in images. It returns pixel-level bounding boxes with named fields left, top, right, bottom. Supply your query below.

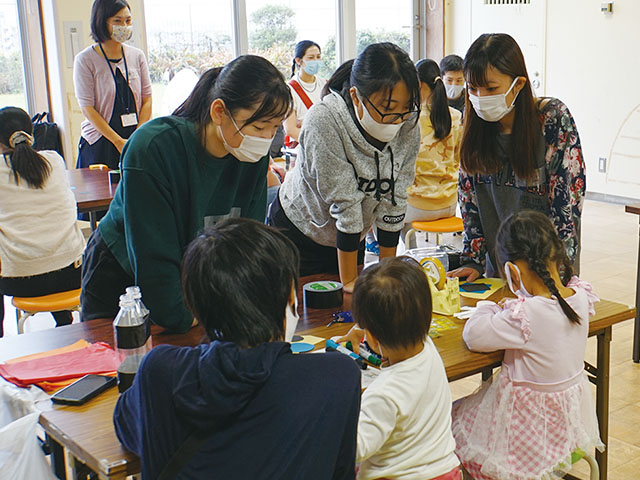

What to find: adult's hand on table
left=448, top=267, right=480, bottom=282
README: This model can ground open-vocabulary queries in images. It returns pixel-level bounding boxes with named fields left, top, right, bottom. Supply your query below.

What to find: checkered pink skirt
left=451, top=368, right=604, bottom=480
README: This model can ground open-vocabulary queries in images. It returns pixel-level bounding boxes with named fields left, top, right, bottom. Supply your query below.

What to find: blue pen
left=326, top=339, right=367, bottom=370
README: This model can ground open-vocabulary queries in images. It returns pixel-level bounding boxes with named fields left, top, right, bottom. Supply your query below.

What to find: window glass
left=355, top=0, right=412, bottom=57
left=0, top=0, right=27, bottom=110
left=246, top=0, right=336, bottom=80
left=144, top=0, right=233, bottom=116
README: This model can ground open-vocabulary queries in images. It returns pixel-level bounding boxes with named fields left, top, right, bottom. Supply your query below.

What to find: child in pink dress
left=451, top=211, right=604, bottom=480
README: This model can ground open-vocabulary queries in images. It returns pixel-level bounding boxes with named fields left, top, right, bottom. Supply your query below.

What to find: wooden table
left=67, top=168, right=117, bottom=231
left=625, top=203, right=640, bottom=363
left=0, top=281, right=634, bottom=480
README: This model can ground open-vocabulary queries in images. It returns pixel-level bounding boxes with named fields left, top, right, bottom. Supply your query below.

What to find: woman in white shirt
left=0, top=107, right=85, bottom=336
left=283, top=40, right=326, bottom=145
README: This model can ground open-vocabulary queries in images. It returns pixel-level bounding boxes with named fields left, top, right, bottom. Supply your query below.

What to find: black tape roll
left=303, top=281, right=344, bottom=309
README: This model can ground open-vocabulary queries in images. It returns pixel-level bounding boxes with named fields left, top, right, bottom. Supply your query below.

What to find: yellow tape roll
left=420, top=257, right=446, bottom=290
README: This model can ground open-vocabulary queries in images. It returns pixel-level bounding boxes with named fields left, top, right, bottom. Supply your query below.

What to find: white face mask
left=469, top=77, right=520, bottom=122
left=353, top=90, right=404, bottom=143
left=504, top=262, right=533, bottom=298
left=111, top=25, right=133, bottom=44
left=445, top=83, right=465, bottom=100
left=284, top=296, right=299, bottom=342
left=218, top=114, right=273, bottom=163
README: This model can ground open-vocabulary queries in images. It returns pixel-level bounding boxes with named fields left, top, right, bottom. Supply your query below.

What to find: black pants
left=81, top=228, right=134, bottom=322
left=0, top=263, right=81, bottom=337
left=267, top=194, right=364, bottom=277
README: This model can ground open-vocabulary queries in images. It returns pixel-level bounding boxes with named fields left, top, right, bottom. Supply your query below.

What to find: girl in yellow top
left=403, top=59, right=462, bottom=247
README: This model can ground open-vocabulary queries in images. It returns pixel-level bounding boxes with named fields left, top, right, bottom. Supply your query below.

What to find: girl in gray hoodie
left=268, top=43, right=421, bottom=292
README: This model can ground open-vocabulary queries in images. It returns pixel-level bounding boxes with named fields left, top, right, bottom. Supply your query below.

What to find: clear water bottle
left=113, top=293, right=152, bottom=393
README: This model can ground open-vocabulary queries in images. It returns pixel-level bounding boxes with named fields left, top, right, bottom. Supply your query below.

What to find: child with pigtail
left=452, top=210, right=603, bottom=480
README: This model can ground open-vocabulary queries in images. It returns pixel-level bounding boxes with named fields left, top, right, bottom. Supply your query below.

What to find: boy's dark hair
left=460, top=33, right=541, bottom=180
left=495, top=210, right=581, bottom=324
left=439, top=54, right=463, bottom=75
left=292, top=40, right=321, bottom=77
left=0, top=106, right=51, bottom=189
left=173, top=55, right=292, bottom=144
left=353, top=256, right=432, bottom=349
left=181, top=218, right=300, bottom=348
left=322, top=42, right=421, bottom=126
left=90, top=0, right=131, bottom=43
left=416, top=58, right=451, bottom=140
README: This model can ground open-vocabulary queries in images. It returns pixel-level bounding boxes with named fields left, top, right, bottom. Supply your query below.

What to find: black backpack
left=31, top=112, right=64, bottom=159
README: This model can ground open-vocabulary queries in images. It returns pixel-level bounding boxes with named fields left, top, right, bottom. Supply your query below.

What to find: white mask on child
left=504, top=262, right=533, bottom=298
left=284, top=296, right=299, bottom=342
left=219, top=113, right=273, bottom=163
left=469, top=77, right=520, bottom=122
left=445, top=83, right=465, bottom=100
left=353, top=89, right=404, bottom=143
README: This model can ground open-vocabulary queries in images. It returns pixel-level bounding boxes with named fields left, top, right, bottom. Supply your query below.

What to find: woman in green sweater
left=81, top=55, right=292, bottom=332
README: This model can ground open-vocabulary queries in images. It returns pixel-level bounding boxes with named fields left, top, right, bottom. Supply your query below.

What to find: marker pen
left=359, top=343, right=382, bottom=367
left=326, top=339, right=367, bottom=370
left=344, top=341, right=382, bottom=367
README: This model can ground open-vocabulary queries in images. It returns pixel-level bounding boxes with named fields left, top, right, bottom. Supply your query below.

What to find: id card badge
left=121, top=113, right=138, bottom=127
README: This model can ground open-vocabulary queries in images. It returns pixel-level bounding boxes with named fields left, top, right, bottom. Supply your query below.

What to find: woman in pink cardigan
left=73, top=0, right=152, bottom=170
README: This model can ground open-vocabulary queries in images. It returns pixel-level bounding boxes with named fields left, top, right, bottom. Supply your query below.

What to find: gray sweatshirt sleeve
left=374, top=121, right=420, bottom=232
left=299, top=106, right=367, bottom=235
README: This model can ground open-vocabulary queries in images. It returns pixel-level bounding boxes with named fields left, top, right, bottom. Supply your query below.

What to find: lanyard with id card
left=98, top=43, right=138, bottom=129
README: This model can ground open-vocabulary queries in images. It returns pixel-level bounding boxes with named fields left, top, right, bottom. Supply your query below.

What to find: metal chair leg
left=583, top=452, right=600, bottom=480
left=16, top=309, right=33, bottom=334
left=405, top=228, right=417, bottom=250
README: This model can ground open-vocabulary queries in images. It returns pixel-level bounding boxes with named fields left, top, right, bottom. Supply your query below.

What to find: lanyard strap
left=98, top=43, right=129, bottom=85
left=98, top=43, right=132, bottom=113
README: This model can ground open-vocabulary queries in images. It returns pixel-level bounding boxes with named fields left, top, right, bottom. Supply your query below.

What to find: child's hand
left=343, top=279, right=356, bottom=294
left=447, top=267, right=480, bottom=282
left=336, top=325, right=364, bottom=354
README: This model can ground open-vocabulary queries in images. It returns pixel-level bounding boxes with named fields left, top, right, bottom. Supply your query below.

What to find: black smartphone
left=51, top=374, right=117, bottom=405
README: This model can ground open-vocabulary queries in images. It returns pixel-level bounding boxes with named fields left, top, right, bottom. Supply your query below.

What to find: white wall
left=444, top=0, right=640, bottom=200
left=41, top=0, right=146, bottom=167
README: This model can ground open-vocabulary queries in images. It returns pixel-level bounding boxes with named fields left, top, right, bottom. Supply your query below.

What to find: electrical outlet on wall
left=598, top=157, right=607, bottom=173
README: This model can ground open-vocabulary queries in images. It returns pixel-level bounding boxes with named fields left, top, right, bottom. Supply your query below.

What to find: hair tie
left=433, top=76, right=442, bottom=83
left=9, top=131, right=34, bottom=149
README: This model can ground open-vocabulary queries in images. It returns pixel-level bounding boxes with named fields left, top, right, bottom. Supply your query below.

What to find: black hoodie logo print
left=357, top=177, right=394, bottom=195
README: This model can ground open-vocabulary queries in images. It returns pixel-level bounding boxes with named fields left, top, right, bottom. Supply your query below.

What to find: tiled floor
left=1, top=200, right=639, bottom=478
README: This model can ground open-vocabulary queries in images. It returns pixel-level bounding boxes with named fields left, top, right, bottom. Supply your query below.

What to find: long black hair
left=495, top=210, right=581, bottom=324
left=291, top=40, right=321, bottom=78
left=0, top=107, right=51, bottom=189
left=353, top=256, right=432, bottom=349
left=461, top=33, right=541, bottom=180
left=173, top=55, right=292, bottom=143
left=90, top=0, right=131, bottom=43
left=416, top=58, right=451, bottom=140
left=322, top=42, right=421, bottom=125
left=181, top=218, right=300, bottom=348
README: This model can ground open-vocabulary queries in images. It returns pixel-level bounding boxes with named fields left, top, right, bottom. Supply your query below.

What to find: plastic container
left=113, top=292, right=152, bottom=393
left=403, top=246, right=450, bottom=271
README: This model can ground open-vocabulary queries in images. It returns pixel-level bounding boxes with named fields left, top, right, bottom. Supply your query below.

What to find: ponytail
left=322, top=59, right=354, bottom=100
left=496, top=210, right=581, bottom=325
left=529, top=257, right=581, bottom=325
left=173, top=67, right=223, bottom=129
left=416, top=58, right=451, bottom=140
left=0, top=107, right=51, bottom=189
left=173, top=56, right=292, bottom=144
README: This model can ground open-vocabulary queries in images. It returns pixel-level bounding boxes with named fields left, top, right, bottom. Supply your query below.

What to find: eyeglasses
left=362, top=96, right=418, bottom=124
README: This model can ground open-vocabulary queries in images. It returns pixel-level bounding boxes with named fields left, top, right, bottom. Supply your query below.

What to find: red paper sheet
left=0, top=342, right=120, bottom=389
